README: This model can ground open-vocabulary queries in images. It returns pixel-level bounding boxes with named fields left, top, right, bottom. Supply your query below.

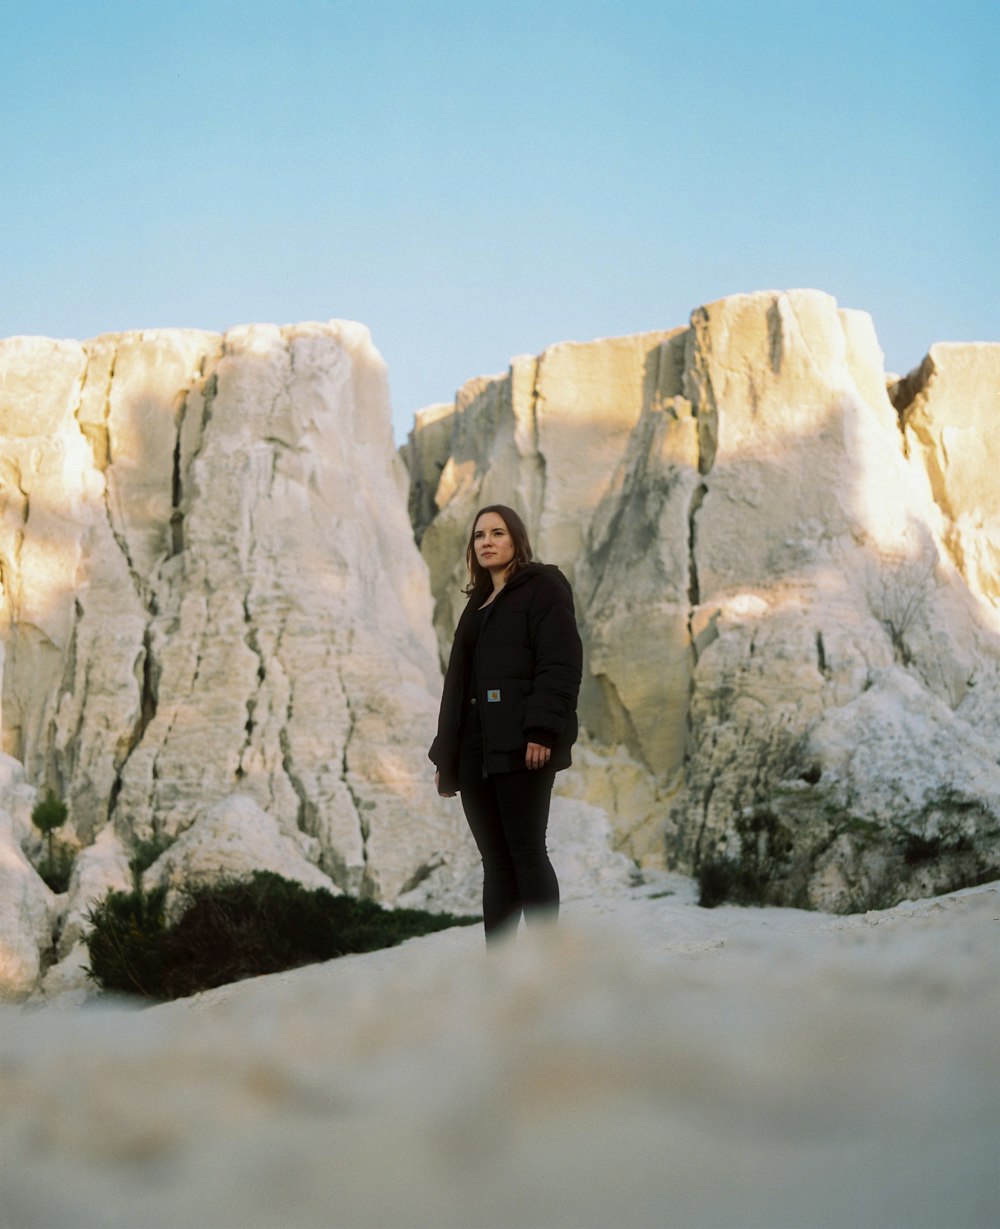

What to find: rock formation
left=1, top=292, right=996, bottom=999
left=0, top=322, right=483, bottom=998
left=403, top=290, right=1000, bottom=911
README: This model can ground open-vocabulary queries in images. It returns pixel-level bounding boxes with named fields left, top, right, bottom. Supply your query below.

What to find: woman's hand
left=435, top=771, right=457, bottom=798
left=525, top=742, right=551, bottom=770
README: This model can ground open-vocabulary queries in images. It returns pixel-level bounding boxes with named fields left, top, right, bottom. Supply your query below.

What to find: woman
left=429, top=504, right=582, bottom=939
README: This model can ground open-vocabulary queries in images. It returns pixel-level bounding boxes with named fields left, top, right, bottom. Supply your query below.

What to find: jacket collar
left=479, top=561, right=545, bottom=602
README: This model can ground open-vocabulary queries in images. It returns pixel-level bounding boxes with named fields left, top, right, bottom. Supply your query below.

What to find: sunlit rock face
left=0, top=323, right=466, bottom=932
left=0, top=755, right=54, bottom=999
left=403, top=290, right=1000, bottom=910
left=890, top=342, right=1000, bottom=608
left=0, top=320, right=638, bottom=999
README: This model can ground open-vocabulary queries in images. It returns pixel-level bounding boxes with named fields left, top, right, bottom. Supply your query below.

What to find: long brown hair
left=463, top=504, right=534, bottom=596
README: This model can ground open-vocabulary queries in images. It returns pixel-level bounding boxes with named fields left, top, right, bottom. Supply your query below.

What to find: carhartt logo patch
left=486, top=689, right=501, bottom=703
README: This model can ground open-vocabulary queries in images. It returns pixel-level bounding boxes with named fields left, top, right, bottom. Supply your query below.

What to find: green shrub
left=85, top=884, right=169, bottom=998
left=37, top=842, right=76, bottom=893
left=127, top=833, right=175, bottom=892
left=31, top=790, right=68, bottom=840
left=85, top=871, right=478, bottom=1001
left=31, top=790, right=73, bottom=892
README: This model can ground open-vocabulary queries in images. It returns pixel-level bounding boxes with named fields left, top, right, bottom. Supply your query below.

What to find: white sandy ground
left=0, top=875, right=997, bottom=1229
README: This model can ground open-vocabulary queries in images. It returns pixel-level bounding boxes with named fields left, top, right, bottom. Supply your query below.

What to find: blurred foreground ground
left=1, top=874, right=998, bottom=1229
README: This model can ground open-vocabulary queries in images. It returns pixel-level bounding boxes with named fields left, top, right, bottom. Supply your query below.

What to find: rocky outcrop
left=0, top=319, right=637, bottom=999
left=403, top=290, right=1000, bottom=909
left=890, top=342, right=1000, bottom=608
left=0, top=322, right=481, bottom=997
left=0, top=756, right=55, bottom=999
left=1, top=294, right=995, bottom=997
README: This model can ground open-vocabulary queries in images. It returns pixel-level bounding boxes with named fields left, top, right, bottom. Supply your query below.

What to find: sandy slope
left=1, top=876, right=997, bottom=1229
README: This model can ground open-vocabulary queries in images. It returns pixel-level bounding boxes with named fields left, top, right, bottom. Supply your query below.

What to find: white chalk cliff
left=1, top=292, right=998, bottom=999
left=0, top=322, right=487, bottom=997
left=404, top=290, right=1000, bottom=911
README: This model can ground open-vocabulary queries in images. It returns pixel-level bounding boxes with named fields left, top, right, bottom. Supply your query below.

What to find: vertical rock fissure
left=12, top=465, right=30, bottom=548
left=686, top=483, right=707, bottom=625
left=693, top=778, right=716, bottom=867
left=8, top=460, right=30, bottom=600
left=94, top=346, right=130, bottom=563
left=108, top=621, right=160, bottom=822
left=91, top=347, right=154, bottom=610
left=47, top=598, right=87, bottom=798
left=71, top=341, right=164, bottom=824
left=137, top=353, right=218, bottom=815
left=530, top=355, right=547, bottom=523
left=649, top=338, right=664, bottom=412
left=683, top=324, right=720, bottom=867
left=180, top=360, right=219, bottom=485
left=73, top=345, right=111, bottom=472
left=196, top=361, right=219, bottom=448
left=336, top=657, right=374, bottom=897
left=170, top=389, right=187, bottom=557
left=274, top=647, right=324, bottom=876
left=684, top=477, right=711, bottom=865
left=816, top=630, right=829, bottom=678
left=279, top=720, right=311, bottom=834
left=236, top=596, right=266, bottom=780
left=0, top=457, right=31, bottom=765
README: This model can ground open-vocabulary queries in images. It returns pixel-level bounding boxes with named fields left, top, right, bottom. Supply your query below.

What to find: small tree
left=32, top=790, right=70, bottom=891
left=867, top=547, right=937, bottom=666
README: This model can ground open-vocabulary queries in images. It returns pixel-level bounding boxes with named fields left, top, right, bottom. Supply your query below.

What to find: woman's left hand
left=525, top=741, right=551, bottom=770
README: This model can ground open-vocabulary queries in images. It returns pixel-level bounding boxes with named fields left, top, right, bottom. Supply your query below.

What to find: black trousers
left=458, top=743, right=560, bottom=939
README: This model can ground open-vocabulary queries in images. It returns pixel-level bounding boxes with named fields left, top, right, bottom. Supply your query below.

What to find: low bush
left=85, top=871, right=478, bottom=1000
left=31, top=791, right=74, bottom=892
left=85, top=883, right=169, bottom=997
left=37, top=842, right=76, bottom=894
left=129, top=833, right=175, bottom=879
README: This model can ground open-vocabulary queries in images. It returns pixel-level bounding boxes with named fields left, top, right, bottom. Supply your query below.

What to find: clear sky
left=2, top=0, right=997, bottom=442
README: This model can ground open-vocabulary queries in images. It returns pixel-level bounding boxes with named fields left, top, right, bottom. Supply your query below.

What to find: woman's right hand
left=435, top=771, right=457, bottom=798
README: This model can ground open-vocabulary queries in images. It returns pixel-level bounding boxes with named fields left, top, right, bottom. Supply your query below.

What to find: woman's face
left=473, top=512, right=516, bottom=574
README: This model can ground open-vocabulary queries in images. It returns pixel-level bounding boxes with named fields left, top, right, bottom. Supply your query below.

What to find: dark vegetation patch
left=128, top=833, right=175, bottom=880
left=31, top=791, right=73, bottom=893
left=901, top=828, right=974, bottom=866
left=85, top=870, right=478, bottom=1001
left=697, top=806, right=795, bottom=909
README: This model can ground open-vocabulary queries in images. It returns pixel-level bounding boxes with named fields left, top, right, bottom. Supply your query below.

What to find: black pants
left=458, top=744, right=560, bottom=939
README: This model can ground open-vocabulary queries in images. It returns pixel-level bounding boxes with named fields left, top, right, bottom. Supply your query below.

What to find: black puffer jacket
left=429, top=563, right=583, bottom=791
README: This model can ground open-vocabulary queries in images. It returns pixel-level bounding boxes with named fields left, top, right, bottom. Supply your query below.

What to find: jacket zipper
left=474, top=586, right=509, bottom=778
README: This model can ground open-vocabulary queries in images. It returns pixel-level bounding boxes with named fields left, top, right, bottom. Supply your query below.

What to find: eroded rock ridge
left=403, top=290, right=1000, bottom=911
left=0, top=322, right=473, bottom=996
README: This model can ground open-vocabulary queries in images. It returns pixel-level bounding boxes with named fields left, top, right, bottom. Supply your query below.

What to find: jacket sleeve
left=428, top=601, right=472, bottom=791
left=523, top=575, right=582, bottom=739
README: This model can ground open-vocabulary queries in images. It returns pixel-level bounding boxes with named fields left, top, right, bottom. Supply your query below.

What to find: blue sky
left=2, top=0, right=997, bottom=442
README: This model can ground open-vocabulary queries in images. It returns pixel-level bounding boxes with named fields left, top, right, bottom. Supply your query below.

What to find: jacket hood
left=506, top=561, right=574, bottom=598
left=464, top=561, right=575, bottom=611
